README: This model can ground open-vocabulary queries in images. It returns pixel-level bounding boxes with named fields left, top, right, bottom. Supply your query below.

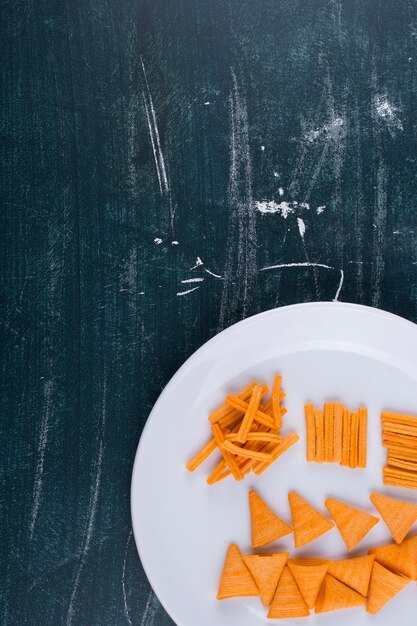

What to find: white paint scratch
left=122, top=531, right=133, bottom=626
left=190, top=256, right=203, bottom=270
left=255, top=200, right=310, bottom=217
left=375, top=96, right=403, bottom=133
left=304, top=117, right=344, bottom=143
left=66, top=375, right=106, bottom=626
left=181, top=277, right=204, bottom=284
left=278, top=186, right=284, bottom=195
left=140, top=590, right=160, bottom=626
left=29, top=380, right=53, bottom=539
left=141, top=57, right=169, bottom=194
left=297, top=217, right=306, bottom=238
left=176, top=286, right=200, bottom=296
left=171, top=240, right=179, bottom=245
left=316, top=205, right=326, bottom=214
left=260, top=145, right=265, bottom=151
left=154, top=238, right=162, bottom=245
left=204, top=268, right=223, bottom=279
left=260, top=262, right=344, bottom=302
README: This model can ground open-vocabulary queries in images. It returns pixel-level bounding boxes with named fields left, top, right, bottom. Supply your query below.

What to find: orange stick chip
left=211, top=423, right=244, bottom=481
left=249, top=490, right=292, bottom=547
left=315, top=574, right=366, bottom=613
left=324, top=402, right=334, bottom=463
left=253, top=433, right=299, bottom=476
left=271, top=375, right=283, bottom=429
left=370, top=492, right=417, bottom=544
left=341, top=407, right=351, bottom=466
left=358, top=407, right=368, bottom=468
left=209, top=381, right=258, bottom=424
left=217, top=544, right=259, bottom=600
left=325, top=497, right=379, bottom=551
left=225, top=396, right=274, bottom=429
left=243, top=553, right=289, bottom=607
left=236, top=385, right=265, bottom=443
left=333, top=402, right=343, bottom=464
left=315, top=409, right=324, bottom=464
left=186, top=437, right=217, bottom=472
left=366, top=561, right=411, bottom=615
left=222, top=440, right=273, bottom=461
left=328, top=555, right=375, bottom=596
left=305, top=404, right=316, bottom=462
left=267, top=565, right=309, bottom=619
left=349, top=411, right=359, bottom=468
left=288, top=491, right=334, bottom=548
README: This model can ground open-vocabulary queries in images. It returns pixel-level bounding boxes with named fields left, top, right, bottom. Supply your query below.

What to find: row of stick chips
left=217, top=489, right=417, bottom=617
left=186, top=376, right=299, bottom=484
left=382, top=412, right=417, bottom=489
left=305, top=402, right=367, bottom=468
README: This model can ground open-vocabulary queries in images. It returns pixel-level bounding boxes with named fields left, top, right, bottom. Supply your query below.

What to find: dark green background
left=2, top=1, right=417, bottom=624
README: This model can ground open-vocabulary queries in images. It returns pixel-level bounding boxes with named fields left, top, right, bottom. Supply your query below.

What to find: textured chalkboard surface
left=2, top=1, right=417, bottom=624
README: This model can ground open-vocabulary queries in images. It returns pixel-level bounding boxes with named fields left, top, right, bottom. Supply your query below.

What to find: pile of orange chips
left=382, top=412, right=417, bottom=489
left=305, top=402, right=367, bottom=468
left=186, top=376, right=299, bottom=484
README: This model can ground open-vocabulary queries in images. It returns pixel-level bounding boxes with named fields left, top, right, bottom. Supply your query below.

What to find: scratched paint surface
left=1, top=1, right=417, bottom=624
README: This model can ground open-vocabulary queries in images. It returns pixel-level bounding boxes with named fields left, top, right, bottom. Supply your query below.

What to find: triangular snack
left=367, top=561, right=410, bottom=615
left=370, top=492, right=417, bottom=544
left=288, top=491, right=334, bottom=548
left=288, top=558, right=329, bottom=609
left=249, top=490, right=292, bottom=547
left=217, top=544, right=258, bottom=599
left=325, top=497, right=379, bottom=550
left=369, top=534, right=417, bottom=580
left=243, top=553, right=288, bottom=607
left=327, top=555, right=375, bottom=596
left=315, top=574, right=366, bottom=613
left=267, top=565, right=310, bottom=618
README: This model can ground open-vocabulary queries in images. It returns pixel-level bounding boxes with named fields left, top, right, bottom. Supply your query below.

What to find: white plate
left=131, top=302, right=417, bottom=626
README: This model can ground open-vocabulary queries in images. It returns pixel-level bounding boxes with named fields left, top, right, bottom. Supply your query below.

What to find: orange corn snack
left=341, top=407, right=351, bottom=466
left=315, top=409, right=324, bottom=464
left=333, top=402, right=343, bottom=463
left=325, top=497, right=379, bottom=551
left=211, top=423, right=244, bottom=481
left=249, top=490, right=292, bottom=547
left=271, top=375, right=283, bottom=429
left=206, top=459, right=227, bottom=485
left=186, top=437, right=217, bottom=471
left=327, top=555, right=375, bottom=596
left=358, top=407, right=368, bottom=468
left=236, top=385, right=265, bottom=443
left=225, top=396, right=274, bottom=428
left=267, top=565, right=310, bottom=619
left=305, top=403, right=316, bottom=462
left=369, top=534, right=417, bottom=580
left=209, top=381, right=259, bottom=424
left=287, top=558, right=329, bottom=609
left=366, top=561, right=410, bottom=615
left=222, top=440, right=273, bottom=461
left=217, top=544, right=259, bottom=600
left=243, top=553, right=289, bottom=607
left=288, top=491, right=334, bottom=548
left=253, top=433, right=299, bottom=476
left=324, top=402, right=334, bottom=463
left=382, top=412, right=417, bottom=426
left=370, top=492, right=417, bottom=544
left=349, top=411, right=359, bottom=468
left=315, top=574, right=366, bottom=613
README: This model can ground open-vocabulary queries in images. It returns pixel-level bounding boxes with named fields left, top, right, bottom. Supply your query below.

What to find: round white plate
left=131, top=302, right=417, bottom=626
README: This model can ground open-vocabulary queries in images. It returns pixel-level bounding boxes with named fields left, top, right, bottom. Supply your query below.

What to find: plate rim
left=130, top=301, right=417, bottom=626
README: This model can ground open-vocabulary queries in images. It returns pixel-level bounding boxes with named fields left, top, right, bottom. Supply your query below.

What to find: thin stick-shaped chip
left=288, top=491, right=334, bottom=548
left=385, top=444, right=417, bottom=459
left=206, top=459, right=227, bottom=485
left=383, top=433, right=417, bottom=446
left=222, top=440, right=273, bottom=461
left=209, top=381, right=259, bottom=424
left=325, top=497, right=379, bottom=551
left=267, top=565, right=310, bottom=619
left=358, top=407, right=367, bottom=468
left=211, top=423, right=244, bottom=480
left=369, top=534, right=417, bottom=579
left=315, top=574, right=366, bottom=613
left=287, top=558, right=329, bottom=609
left=186, top=437, right=217, bottom=472
left=249, top=490, right=292, bottom=547
left=370, top=492, right=417, bottom=544
left=243, top=553, right=289, bottom=607
left=341, top=407, right=351, bottom=466
left=382, top=412, right=417, bottom=425
left=349, top=411, right=359, bottom=468
left=253, top=433, right=299, bottom=475
left=271, top=375, right=283, bottom=429
left=324, top=402, right=334, bottom=463
left=383, top=465, right=417, bottom=485
left=315, top=409, right=324, bottom=464
left=383, top=422, right=417, bottom=435
left=226, top=432, right=282, bottom=443
left=225, top=396, right=274, bottom=429
left=217, top=544, right=259, bottom=599
left=333, top=402, right=343, bottom=464
left=305, top=404, right=316, bottom=462
left=387, top=456, right=417, bottom=471
left=328, top=555, right=375, bottom=596
left=366, top=561, right=411, bottom=615
left=236, top=385, right=264, bottom=443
